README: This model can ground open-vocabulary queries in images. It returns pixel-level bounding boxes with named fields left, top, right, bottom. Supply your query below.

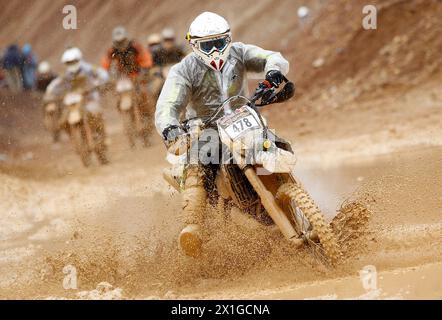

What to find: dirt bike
left=43, top=102, right=61, bottom=143
left=164, top=78, right=341, bottom=265
left=115, top=77, right=150, bottom=148
left=62, top=90, right=107, bottom=167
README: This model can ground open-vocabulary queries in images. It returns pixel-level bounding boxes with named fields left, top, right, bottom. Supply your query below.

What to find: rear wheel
left=122, top=110, right=136, bottom=148
left=70, top=124, right=91, bottom=167
left=276, top=183, right=341, bottom=265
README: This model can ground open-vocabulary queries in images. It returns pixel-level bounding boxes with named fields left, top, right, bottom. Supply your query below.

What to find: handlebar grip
left=274, top=81, right=295, bottom=103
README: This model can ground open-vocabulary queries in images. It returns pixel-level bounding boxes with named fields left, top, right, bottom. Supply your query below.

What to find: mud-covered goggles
left=198, top=36, right=230, bottom=54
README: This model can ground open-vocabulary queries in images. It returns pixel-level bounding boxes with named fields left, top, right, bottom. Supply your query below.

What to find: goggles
left=198, top=36, right=230, bottom=54
left=64, top=60, right=80, bottom=66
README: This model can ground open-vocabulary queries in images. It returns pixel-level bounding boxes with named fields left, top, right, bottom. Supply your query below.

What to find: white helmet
left=112, top=26, right=128, bottom=42
left=38, top=61, right=51, bottom=74
left=112, top=26, right=129, bottom=49
left=187, top=12, right=232, bottom=71
left=61, top=47, right=83, bottom=74
left=162, top=28, right=176, bottom=41
left=147, top=33, right=161, bottom=46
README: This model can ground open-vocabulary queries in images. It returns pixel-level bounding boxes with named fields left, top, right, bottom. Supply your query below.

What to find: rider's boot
left=179, top=165, right=207, bottom=258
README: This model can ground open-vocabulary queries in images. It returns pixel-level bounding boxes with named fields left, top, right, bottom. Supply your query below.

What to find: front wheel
left=44, top=112, right=60, bottom=143
left=70, top=124, right=91, bottom=167
left=121, top=110, right=137, bottom=148
left=276, top=183, right=341, bottom=265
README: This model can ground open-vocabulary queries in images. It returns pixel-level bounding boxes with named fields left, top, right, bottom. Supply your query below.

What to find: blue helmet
left=23, top=44, right=32, bottom=55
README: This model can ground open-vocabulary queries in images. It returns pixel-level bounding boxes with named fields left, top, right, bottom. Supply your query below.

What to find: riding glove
left=266, top=70, right=285, bottom=88
left=162, top=125, right=185, bottom=145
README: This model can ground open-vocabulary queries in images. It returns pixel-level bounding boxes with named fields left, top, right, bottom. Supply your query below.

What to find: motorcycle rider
left=147, top=33, right=163, bottom=67
left=146, top=33, right=166, bottom=101
left=44, top=47, right=110, bottom=163
left=146, top=30, right=187, bottom=102
left=155, top=12, right=289, bottom=257
left=102, top=26, right=153, bottom=77
left=101, top=26, right=154, bottom=146
left=157, top=28, right=187, bottom=67
left=36, top=61, right=57, bottom=92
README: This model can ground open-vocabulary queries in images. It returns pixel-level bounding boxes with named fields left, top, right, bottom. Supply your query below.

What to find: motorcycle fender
left=45, top=103, right=57, bottom=113
left=256, top=149, right=297, bottom=173
left=68, top=108, right=82, bottom=125
left=120, top=94, right=132, bottom=111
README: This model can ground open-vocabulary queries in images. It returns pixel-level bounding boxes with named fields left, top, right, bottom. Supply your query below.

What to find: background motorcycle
left=43, top=101, right=62, bottom=143
left=115, top=76, right=151, bottom=148
left=62, top=90, right=108, bottom=167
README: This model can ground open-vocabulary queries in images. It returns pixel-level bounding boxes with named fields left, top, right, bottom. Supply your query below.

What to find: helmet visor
left=65, top=60, right=81, bottom=74
left=198, top=36, right=229, bottom=54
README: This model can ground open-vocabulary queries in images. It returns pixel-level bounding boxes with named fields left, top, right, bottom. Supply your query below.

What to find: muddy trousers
left=86, top=112, right=108, bottom=163
left=181, top=165, right=207, bottom=226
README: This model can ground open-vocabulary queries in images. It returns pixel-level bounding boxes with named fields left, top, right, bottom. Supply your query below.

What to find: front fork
left=119, top=91, right=144, bottom=134
left=243, top=166, right=303, bottom=246
left=244, top=166, right=298, bottom=239
left=133, top=103, right=143, bottom=133
left=81, top=113, right=95, bottom=151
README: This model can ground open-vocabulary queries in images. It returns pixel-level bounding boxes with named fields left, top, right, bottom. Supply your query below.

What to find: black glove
left=162, top=125, right=185, bottom=145
left=266, top=70, right=285, bottom=88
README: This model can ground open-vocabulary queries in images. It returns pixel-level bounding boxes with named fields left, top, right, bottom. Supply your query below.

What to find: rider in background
left=102, top=26, right=155, bottom=141
left=44, top=47, right=110, bottom=162
left=156, top=28, right=187, bottom=67
left=36, top=61, right=57, bottom=92
left=101, top=26, right=153, bottom=79
left=147, top=33, right=163, bottom=67
left=146, top=33, right=165, bottom=101
left=146, top=30, right=187, bottom=103
left=155, top=12, right=289, bottom=257
left=21, top=44, right=38, bottom=90
left=2, top=44, right=24, bottom=93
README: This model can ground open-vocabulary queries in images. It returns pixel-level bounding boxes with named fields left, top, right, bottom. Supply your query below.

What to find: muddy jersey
left=154, top=42, right=289, bottom=134
left=102, top=41, right=152, bottom=77
left=43, top=62, right=108, bottom=113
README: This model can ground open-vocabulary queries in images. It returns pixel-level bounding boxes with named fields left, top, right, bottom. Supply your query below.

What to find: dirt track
left=1, top=0, right=442, bottom=299
left=0, top=88, right=440, bottom=299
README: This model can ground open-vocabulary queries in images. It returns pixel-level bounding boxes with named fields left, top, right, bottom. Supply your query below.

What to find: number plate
left=219, top=109, right=261, bottom=140
left=63, top=92, right=83, bottom=106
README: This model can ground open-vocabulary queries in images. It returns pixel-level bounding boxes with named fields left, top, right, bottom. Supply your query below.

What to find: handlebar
left=168, top=77, right=295, bottom=155
left=202, top=77, right=295, bottom=129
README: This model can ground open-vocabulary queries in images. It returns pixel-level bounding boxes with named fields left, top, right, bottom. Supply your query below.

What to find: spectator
left=2, top=44, right=24, bottom=93
left=22, top=44, right=38, bottom=90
